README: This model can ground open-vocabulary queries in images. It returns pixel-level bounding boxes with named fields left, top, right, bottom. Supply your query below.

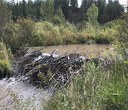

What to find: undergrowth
left=0, top=41, right=13, bottom=78
left=1, top=18, right=121, bottom=51
left=44, top=53, right=128, bottom=110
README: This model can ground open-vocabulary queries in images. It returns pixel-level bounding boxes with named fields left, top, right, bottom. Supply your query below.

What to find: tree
left=105, top=0, right=124, bottom=22
left=56, top=6, right=65, bottom=20
left=34, top=0, right=42, bottom=19
left=86, top=3, right=99, bottom=26
left=40, top=0, right=54, bottom=20
left=59, top=0, right=69, bottom=19
left=97, top=0, right=106, bottom=24
left=80, top=0, right=93, bottom=21
left=0, top=0, right=12, bottom=34
left=22, top=0, right=27, bottom=18
left=70, top=0, right=78, bottom=8
left=54, top=0, right=59, bottom=15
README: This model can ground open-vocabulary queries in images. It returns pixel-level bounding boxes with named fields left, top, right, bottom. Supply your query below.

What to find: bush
left=59, top=25, right=77, bottom=44
left=50, top=15, right=65, bottom=25
left=95, top=27, right=117, bottom=44
left=32, top=22, right=63, bottom=46
left=2, top=18, right=124, bottom=51
left=77, top=24, right=97, bottom=43
left=17, top=18, right=35, bottom=47
left=2, top=23, right=21, bottom=51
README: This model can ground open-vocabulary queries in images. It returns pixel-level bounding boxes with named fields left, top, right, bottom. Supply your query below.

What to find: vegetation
left=44, top=58, right=128, bottom=110
left=0, top=41, right=13, bottom=79
left=0, top=0, right=126, bottom=51
left=0, top=0, right=128, bottom=109
left=6, top=0, right=124, bottom=24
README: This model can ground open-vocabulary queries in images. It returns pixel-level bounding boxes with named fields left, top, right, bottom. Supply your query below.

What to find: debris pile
left=17, top=49, right=85, bottom=88
left=16, top=48, right=114, bottom=89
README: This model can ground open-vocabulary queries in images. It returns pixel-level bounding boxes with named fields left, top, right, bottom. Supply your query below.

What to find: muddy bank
left=29, top=44, right=115, bottom=57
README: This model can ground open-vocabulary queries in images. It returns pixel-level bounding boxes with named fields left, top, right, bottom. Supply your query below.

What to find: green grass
left=0, top=42, right=13, bottom=78
left=44, top=59, right=128, bottom=110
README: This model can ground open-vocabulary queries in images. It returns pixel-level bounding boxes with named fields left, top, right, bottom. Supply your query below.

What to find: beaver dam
left=0, top=44, right=117, bottom=110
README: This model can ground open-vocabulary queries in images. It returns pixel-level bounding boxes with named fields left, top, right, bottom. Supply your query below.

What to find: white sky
left=7, top=0, right=128, bottom=6
left=78, top=0, right=128, bottom=7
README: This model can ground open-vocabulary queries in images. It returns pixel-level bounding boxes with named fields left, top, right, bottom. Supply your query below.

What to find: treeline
left=6, top=0, right=124, bottom=24
left=0, top=0, right=127, bottom=52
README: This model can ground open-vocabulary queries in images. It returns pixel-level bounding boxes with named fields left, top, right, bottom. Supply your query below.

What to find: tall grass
left=0, top=41, right=12, bottom=78
left=44, top=57, right=128, bottom=110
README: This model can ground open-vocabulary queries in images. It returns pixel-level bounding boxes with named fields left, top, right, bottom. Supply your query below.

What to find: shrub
left=50, top=15, right=65, bottom=25
left=17, top=18, right=35, bottom=47
left=32, top=22, right=63, bottom=46
left=78, top=24, right=97, bottom=43
left=2, top=23, right=21, bottom=51
left=59, top=25, right=77, bottom=44
left=95, top=27, right=117, bottom=44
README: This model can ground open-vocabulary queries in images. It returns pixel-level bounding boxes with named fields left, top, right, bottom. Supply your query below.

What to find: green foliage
left=32, top=22, right=63, bottom=46
left=6, top=0, right=124, bottom=24
left=50, top=15, right=64, bottom=25
left=1, top=15, right=127, bottom=50
left=86, top=3, right=99, bottom=26
left=0, top=0, right=12, bottom=34
left=95, top=27, right=117, bottom=44
left=44, top=58, right=128, bottom=110
left=55, top=6, right=65, bottom=21
left=40, top=0, right=54, bottom=21
left=2, top=23, right=21, bottom=50
left=17, top=18, right=35, bottom=47
left=105, top=0, right=124, bottom=22
left=70, top=0, right=78, bottom=8
left=0, top=42, right=12, bottom=79
left=77, top=24, right=96, bottom=43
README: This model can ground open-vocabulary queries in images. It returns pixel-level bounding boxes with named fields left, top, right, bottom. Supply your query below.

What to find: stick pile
left=16, top=48, right=114, bottom=89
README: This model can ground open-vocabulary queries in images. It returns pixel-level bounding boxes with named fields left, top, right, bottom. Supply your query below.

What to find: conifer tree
left=40, top=0, right=54, bottom=20
left=86, top=3, right=98, bottom=26
left=0, top=0, right=12, bottom=33
left=70, top=0, right=78, bottom=8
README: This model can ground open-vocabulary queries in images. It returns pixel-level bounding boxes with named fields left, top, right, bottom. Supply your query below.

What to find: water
left=0, top=77, right=52, bottom=110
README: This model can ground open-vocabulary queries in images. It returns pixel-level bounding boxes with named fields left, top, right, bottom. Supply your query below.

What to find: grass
left=0, top=42, right=13, bottom=78
left=44, top=56, right=128, bottom=110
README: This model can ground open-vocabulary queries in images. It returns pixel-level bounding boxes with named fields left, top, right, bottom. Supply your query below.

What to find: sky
left=78, top=0, right=128, bottom=7
left=7, top=0, right=128, bottom=6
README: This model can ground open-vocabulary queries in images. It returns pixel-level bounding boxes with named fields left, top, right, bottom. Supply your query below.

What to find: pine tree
left=56, top=6, right=64, bottom=20
left=70, top=0, right=78, bottom=8
left=0, top=0, right=12, bottom=32
left=59, top=0, right=69, bottom=19
left=35, top=0, right=42, bottom=19
left=22, top=0, right=27, bottom=18
left=97, top=0, right=106, bottom=24
left=86, top=3, right=99, bottom=26
left=80, top=0, right=94, bottom=21
left=105, top=0, right=124, bottom=22
left=40, top=0, right=54, bottom=20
